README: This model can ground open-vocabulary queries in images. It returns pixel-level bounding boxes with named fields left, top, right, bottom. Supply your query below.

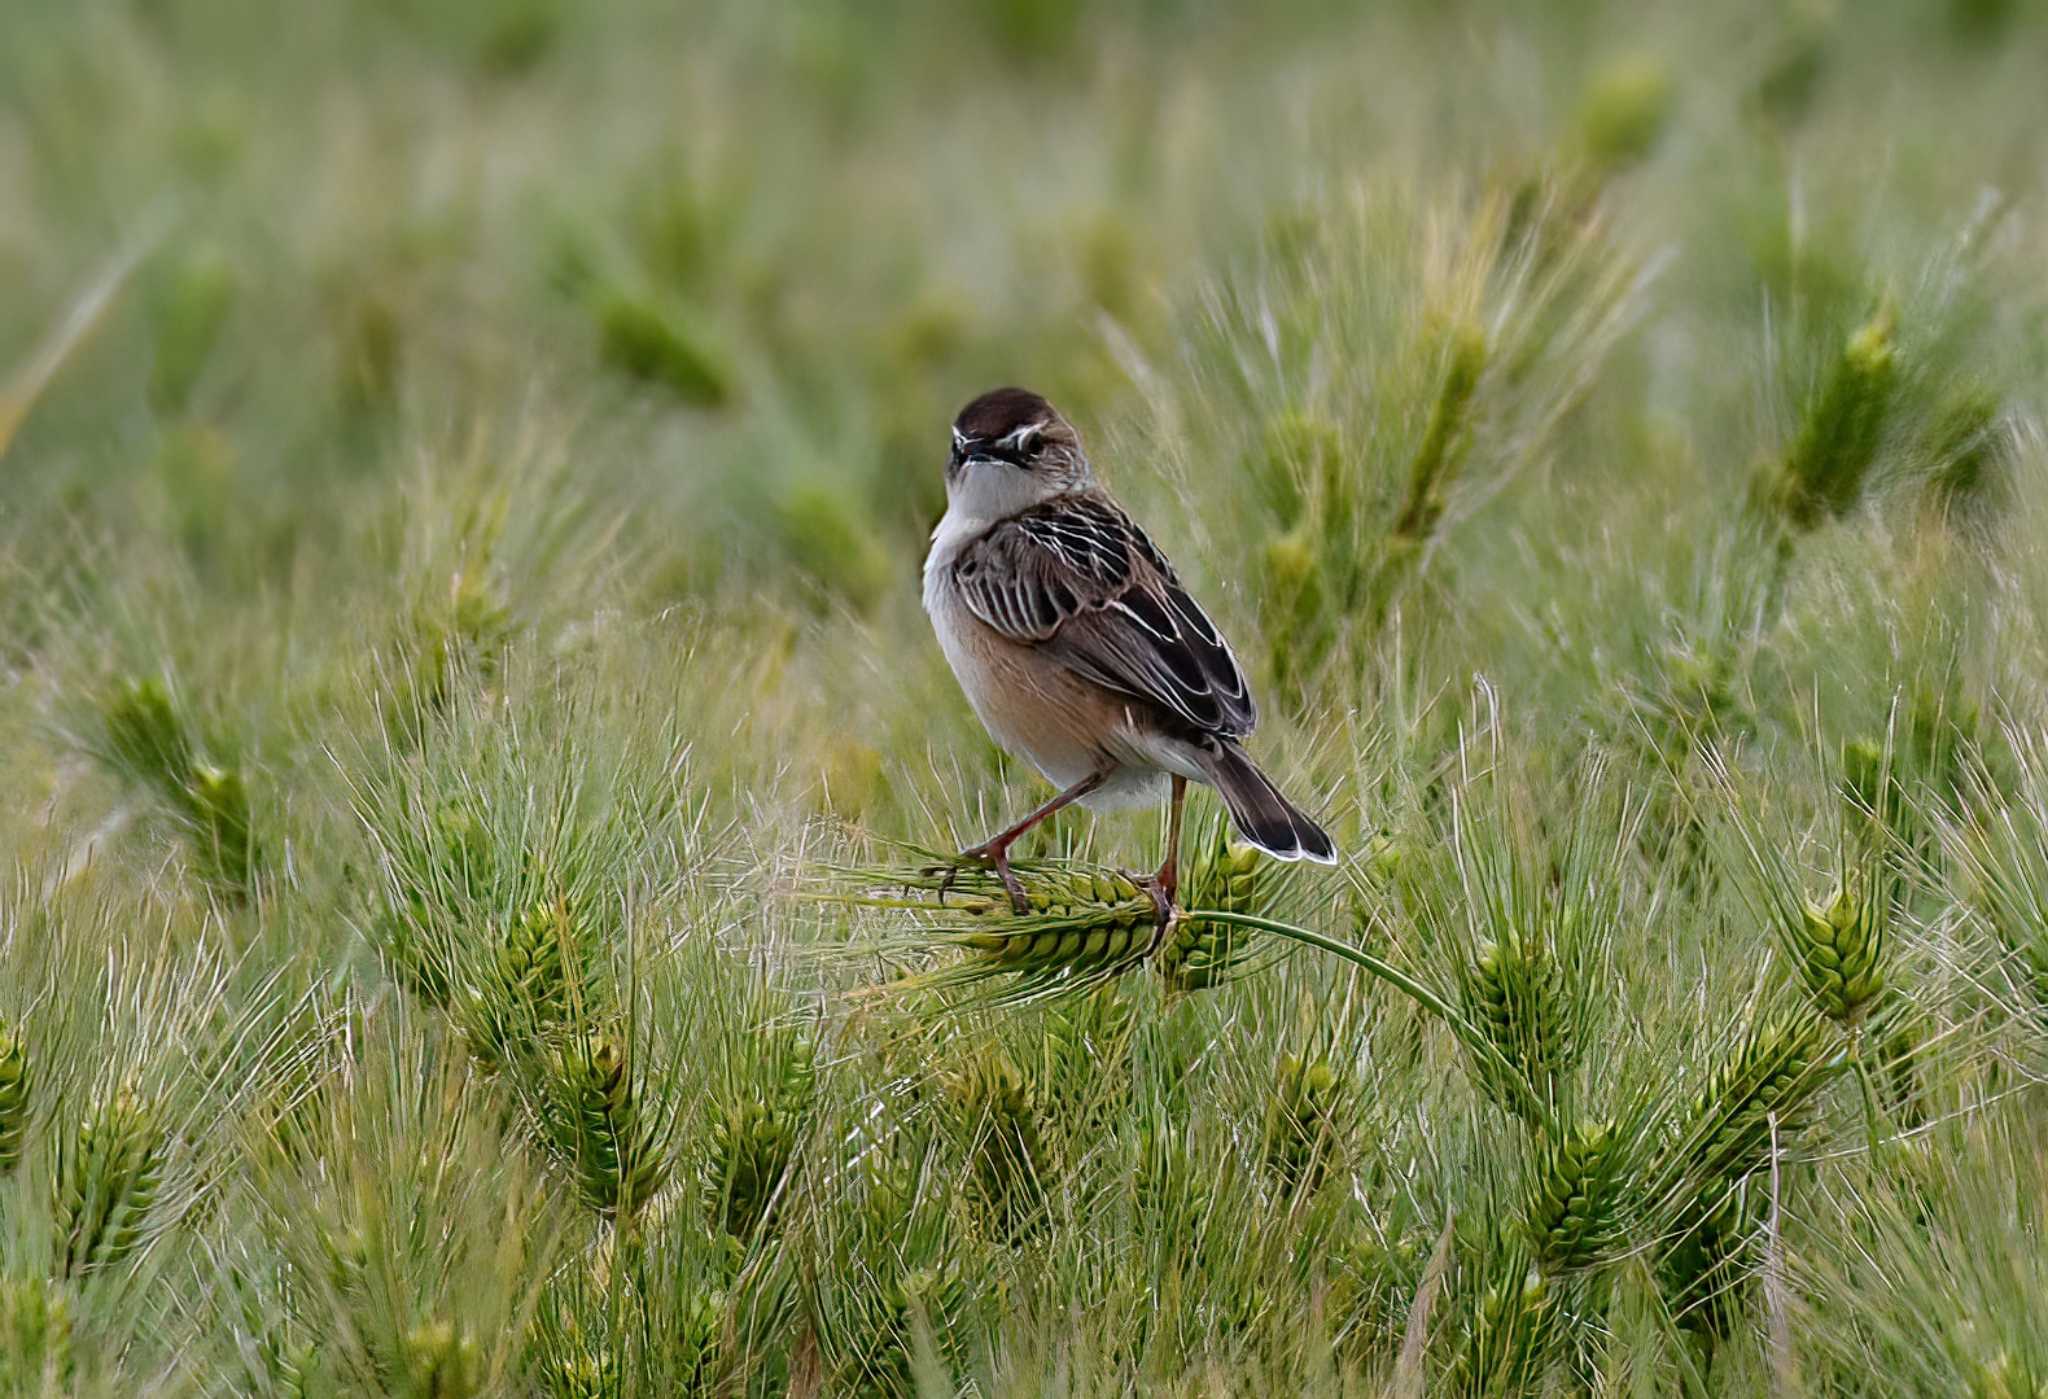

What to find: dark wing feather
left=952, top=494, right=1258, bottom=738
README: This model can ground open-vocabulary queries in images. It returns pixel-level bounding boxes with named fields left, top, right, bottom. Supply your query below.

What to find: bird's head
left=945, top=387, right=1092, bottom=515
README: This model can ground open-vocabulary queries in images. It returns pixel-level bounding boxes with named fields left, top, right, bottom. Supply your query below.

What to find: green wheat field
left=5, top=1, right=2048, bottom=1394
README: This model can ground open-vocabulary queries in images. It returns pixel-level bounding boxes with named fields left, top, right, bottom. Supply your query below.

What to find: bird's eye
left=1015, top=427, right=1040, bottom=453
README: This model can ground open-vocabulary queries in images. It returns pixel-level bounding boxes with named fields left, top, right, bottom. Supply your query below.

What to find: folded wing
left=951, top=494, right=1257, bottom=739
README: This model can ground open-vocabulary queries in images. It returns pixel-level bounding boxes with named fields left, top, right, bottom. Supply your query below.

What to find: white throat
left=924, top=461, right=1060, bottom=570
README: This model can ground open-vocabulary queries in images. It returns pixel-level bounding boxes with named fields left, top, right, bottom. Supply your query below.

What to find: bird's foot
left=1123, top=865, right=1179, bottom=932
left=930, top=842, right=1030, bottom=914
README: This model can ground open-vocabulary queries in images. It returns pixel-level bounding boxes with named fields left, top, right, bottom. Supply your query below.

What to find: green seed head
left=1253, top=411, right=1342, bottom=529
left=547, top=1032, right=667, bottom=1219
left=956, top=867, right=1156, bottom=977
left=1523, top=1119, right=1630, bottom=1271
left=1136, top=1121, right=1212, bottom=1227
left=432, top=803, right=492, bottom=894
left=594, top=287, right=736, bottom=409
left=54, top=1086, right=167, bottom=1279
left=1840, top=738, right=1887, bottom=817
left=1670, top=1011, right=1827, bottom=1187
left=1770, top=301, right=1899, bottom=532
left=498, top=900, right=575, bottom=1003
left=1259, top=523, right=1334, bottom=703
left=102, top=676, right=194, bottom=790
left=99, top=678, right=258, bottom=889
left=1264, top=526, right=1320, bottom=593
left=707, top=1099, right=794, bottom=1242
left=1576, top=53, right=1674, bottom=172
left=321, top=1221, right=370, bottom=1298
left=187, top=761, right=256, bottom=888
left=0, top=1021, right=30, bottom=1176
left=401, top=1318, right=483, bottom=1399
left=540, top=1345, right=616, bottom=1399
left=1153, top=925, right=1211, bottom=984
left=1463, top=929, right=1575, bottom=1120
left=1185, top=835, right=1265, bottom=913
left=532, top=1290, right=632, bottom=1399
left=851, top=1261, right=967, bottom=1394
left=1391, top=321, right=1487, bottom=545
left=949, top=1049, right=1049, bottom=1239
left=1925, top=383, right=2008, bottom=521
left=479, top=897, right=588, bottom=1059
left=1454, top=1253, right=1558, bottom=1396
left=706, top=1033, right=814, bottom=1243
left=1157, top=838, right=1267, bottom=992
left=1362, top=831, right=1404, bottom=884
left=1793, top=883, right=1887, bottom=1022
left=1262, top=1052, right=1345, bottom=1192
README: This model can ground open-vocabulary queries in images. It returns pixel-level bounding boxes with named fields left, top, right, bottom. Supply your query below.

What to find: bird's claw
left=927, top=846, right=1030, bottom=914
left=1122, top=867, right=1179, bottom=931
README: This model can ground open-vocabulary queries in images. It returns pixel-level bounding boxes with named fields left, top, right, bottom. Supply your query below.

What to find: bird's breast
left=924, top=570, right=1116, bottom=791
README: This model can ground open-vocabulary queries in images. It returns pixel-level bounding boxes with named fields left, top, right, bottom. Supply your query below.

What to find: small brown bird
left=922, top=386, right=1336, bottom=915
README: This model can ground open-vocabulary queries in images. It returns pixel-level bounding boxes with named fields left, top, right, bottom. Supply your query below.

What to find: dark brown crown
left=953, top=386, right=1058, bottom=442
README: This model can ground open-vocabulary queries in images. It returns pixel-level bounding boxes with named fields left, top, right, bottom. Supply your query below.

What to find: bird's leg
left=947, top=770, right=1109, bottom=913
left=1136, top=774, right=1187, bottom=928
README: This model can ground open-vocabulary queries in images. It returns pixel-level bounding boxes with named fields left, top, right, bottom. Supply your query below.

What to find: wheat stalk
left=1449, top=1242, right=1559, bottom=1397
left=0, top=1276, right=76, bottom=1391
left=1185, top=910, right=1562, bottom=1135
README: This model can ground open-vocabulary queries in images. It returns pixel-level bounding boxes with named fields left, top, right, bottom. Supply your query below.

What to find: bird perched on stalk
left=923, top=387, right=1335, bottom=916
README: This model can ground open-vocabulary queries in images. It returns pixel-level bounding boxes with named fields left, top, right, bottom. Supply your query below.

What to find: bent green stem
left=1184, top=909, right=1561, bottom=1137
left=1849, top=1031, right=1887, bottom=1160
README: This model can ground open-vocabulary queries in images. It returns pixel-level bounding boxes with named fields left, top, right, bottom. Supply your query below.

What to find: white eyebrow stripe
left=997, top=420, right=1050, bottom=450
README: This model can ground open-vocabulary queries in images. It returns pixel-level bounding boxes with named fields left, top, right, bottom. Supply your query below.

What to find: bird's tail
left=1195, top=740, right=1337, bottom=864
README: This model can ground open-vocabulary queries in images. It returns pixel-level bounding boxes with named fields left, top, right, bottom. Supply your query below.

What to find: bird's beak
left=952, top=446, right=1009, bottom=474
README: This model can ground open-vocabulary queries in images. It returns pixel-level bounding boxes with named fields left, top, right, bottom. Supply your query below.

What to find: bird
left=922, top=385, right=1336, bottom=917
